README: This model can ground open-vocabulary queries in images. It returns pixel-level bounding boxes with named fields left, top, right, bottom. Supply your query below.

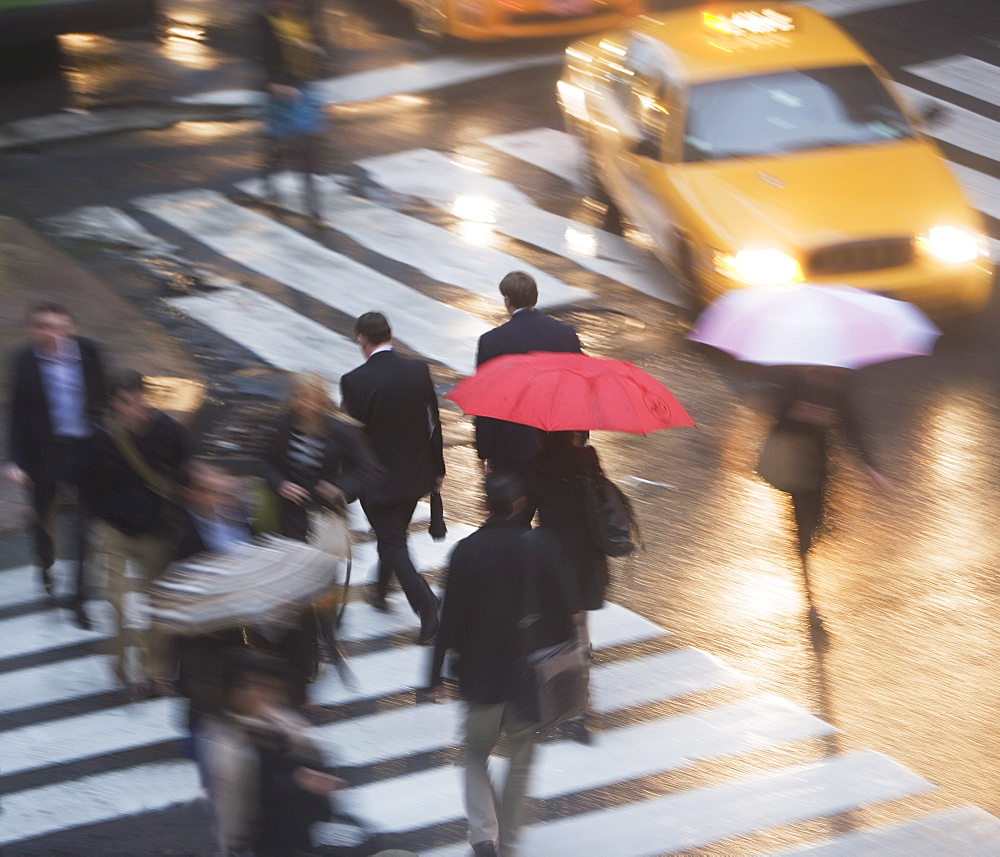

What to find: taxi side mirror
left=632, top=137, right=660, bottom=160
left=920, top=102, right=947, bottom=126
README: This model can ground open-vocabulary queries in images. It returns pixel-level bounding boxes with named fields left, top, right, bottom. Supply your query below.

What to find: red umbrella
left=446, top=352, right=694, bottom=434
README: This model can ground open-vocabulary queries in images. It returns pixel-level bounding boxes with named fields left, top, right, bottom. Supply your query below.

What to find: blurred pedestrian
left=429, top=473, right=578, bottom=857
left=201, top=650, right=342, bottom=857
left=263, top=371, right=384, bottom=543
left=87, top=370, right=193, bottom=699
left=259, top=0, right=328, bottom=221
left=475, top=272, right=581, bottom=505
left=341, top=312, right=444, bottom=644
left=3, top=302, right=106, bottom=629
left=525, top=430, right=608, bottom=743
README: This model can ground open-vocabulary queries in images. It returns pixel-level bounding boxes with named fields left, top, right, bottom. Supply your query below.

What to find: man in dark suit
left=475, top=272, right=581, bottom=524
left=429, top=473, right=578, bottom=857
left=3, top=303, right=106, bottom=629
left=341, top=312, right=444, bottom=644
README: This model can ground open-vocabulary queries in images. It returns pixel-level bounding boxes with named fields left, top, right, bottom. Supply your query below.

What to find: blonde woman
left=263, top=372, right=383, bottom=542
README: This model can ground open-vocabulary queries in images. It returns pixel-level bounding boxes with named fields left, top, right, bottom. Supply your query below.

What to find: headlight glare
left=916, top=226, right=986, bottom=264
left=713, top=248, right=802, bottom=286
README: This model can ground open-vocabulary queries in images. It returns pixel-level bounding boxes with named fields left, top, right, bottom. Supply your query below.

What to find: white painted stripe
left=237, top=173, right=592, bottom=309
left=359, top=148, right=681, bottom=304
left=949, top=163, right=1000, bottom=223
left=345, top=694, right=836, bottom=833
left=905, top=55, right=1000, bottom=109
left=315, top=648, right=745, bottom=767
left=2, top=698, right=185, bottom=775
left=0, top=655, right=115, bottom=715
left=894, top=83, right=1000, bottom=162
left=170, top=285, right=360, bottom=401
left=43, top=205, right=179, bottom=258
left=0, top=607, right=102, bottom=661
left=134, top=189, right=489, bottom=374
left=0, top=562, right=72, bottom=610
left=424, top=751, right=932, bottom=857
left=0, top=760, right=200, bottom=847
left=316, top=602, right=664, bottom=706
left=483, top=127, right=585, bottom=188
left=178, top=54, right=561, bottom=109
left=802, top=0, right=917, bottom=15
left=772, top=806, right=1000, bottom=855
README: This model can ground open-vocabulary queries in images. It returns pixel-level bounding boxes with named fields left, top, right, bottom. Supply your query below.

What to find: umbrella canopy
left=149, top=536, right=343, bottom=635
left=687, top=284, right=941, bottom=368
left=446, top=352, right=694, bottom=434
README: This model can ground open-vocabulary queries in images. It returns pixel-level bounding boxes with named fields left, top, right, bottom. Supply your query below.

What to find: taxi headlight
left=713, top=249, right=802, bottom=286
left=916, top=226, right=987, bottom=265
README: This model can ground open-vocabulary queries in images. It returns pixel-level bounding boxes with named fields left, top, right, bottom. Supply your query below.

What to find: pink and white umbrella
left=687, top=284, right=941, bottom=368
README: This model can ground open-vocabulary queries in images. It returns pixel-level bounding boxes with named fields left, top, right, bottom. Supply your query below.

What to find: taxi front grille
left=808, top=238, right=913, bottom=275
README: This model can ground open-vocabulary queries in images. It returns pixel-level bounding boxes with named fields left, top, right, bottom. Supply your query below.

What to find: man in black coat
left=475, top=271, right=581, bottom=476
left=429, top=473, right=577, bottom=857
left=340, top=312, right=444, bottom=644
left=3, top=303, right=106, bottom=628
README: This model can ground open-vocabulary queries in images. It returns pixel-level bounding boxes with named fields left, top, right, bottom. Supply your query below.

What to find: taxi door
left=601, top=35, right=681, bottom=263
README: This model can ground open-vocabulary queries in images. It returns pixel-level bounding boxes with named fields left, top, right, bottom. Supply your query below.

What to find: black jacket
left=87, top=411, right=192, bottom=538
left=263, top=413, right=386, bottom=541
left=340, top=350, right=444, bottom=505
left=6, top=338, right=105, bottom=479
left=430, top=519, right=578, bottom=705
left=474, top=309, right=581, bottom=469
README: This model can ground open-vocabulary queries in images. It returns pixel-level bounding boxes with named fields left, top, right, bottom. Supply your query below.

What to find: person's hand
left=268, top=83, right=301, bottom=100
left=316, top=480, right=344, bottom=504
left=278, top=480, right=310, bottom=505
left=428, top=684, right=448, bottom=704
left=2, top=462, right=30, bottom=490
left=293, top=766, right=345, bottom=795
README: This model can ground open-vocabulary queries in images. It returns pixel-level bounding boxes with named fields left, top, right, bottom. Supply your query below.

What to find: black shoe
left=362, top=584, right=390, bottom=613
left=561, top=716, right=592, bottom=745
left=72, top=603, right=92, bottom=631
left=417, top=600, right=440, bottom=645
left=39, top=565, right=54, bottom=596
left=472, top=842, right=498, bottom=857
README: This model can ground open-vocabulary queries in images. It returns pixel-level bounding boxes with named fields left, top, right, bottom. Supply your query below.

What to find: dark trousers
left=791, top=487, right=825, bottom=559
left=31, top=437, right=90, bottom=603
left=362, top=493, right=437, bottom=616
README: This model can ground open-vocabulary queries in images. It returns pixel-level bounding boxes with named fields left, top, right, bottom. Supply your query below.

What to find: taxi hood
left=670, top=139, right=975, bottom=252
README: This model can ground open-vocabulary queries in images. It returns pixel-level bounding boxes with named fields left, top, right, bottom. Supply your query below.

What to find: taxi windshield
left=683, top=65, right=914, bottom=162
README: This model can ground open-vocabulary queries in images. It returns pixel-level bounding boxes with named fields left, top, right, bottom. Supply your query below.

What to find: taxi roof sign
left=703, top=8, right=795, bottom=36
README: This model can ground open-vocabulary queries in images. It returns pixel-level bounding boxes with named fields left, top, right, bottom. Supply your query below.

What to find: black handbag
left=579, top=473, right=638, bottom=557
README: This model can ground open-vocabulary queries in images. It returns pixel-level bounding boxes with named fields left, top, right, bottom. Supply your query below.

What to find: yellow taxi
left=402, top=0, right=645, bottom=43
left=557, top=2, right=994, bottom=316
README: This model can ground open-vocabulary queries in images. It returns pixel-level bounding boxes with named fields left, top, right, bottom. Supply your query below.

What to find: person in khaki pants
left=86, top=371, right=192, bottom=699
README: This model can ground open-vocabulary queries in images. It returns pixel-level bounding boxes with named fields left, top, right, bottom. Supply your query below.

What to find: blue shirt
left=36, top=339, right=89, bottom=438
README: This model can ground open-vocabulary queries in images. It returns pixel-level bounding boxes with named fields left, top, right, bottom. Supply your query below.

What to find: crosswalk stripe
left=2, top=697, right=185, bottom=776
left=0, top=760, right=200, bottom=847
left=894, top=82, right=1000, bottom=162
left=315, top=648, right=744, bottom=768
left=0, top=607, right=101, bottom=661
left=358, top=148, right=682, bottom=304
left=0, top=561, right=71, bottom=611
left=773, top=806, right=1000, bottom=856
left=0, top=654, right=113, bottom=715
left=483, top=128, right=585, bottom=189
left=423, top=750, right=932, bottom=857
left=237, top=174, right=592, bottom=310
left=134, top=189, right=490, bottom=375
left=343, top=696, right=842, bottom=837
left=904, top=55, right=1000, bottom=109
left=949, top=163, right=1000, bottom=226
left=178, top=53, right=562, bottom=109
left=170, top=284, right=362, bottom=399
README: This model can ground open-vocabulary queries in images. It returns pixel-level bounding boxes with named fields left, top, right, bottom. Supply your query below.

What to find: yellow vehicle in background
left=557, top=2, right=993, bottom=317
left=402, top=0, right=645, bottom=44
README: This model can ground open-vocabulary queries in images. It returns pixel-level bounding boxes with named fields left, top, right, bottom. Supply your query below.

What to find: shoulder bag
left=579, top=473, right=638, bottom=558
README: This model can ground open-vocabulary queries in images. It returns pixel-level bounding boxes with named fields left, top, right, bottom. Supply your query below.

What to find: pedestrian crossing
left=5, top=539, right=999, bottom=855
